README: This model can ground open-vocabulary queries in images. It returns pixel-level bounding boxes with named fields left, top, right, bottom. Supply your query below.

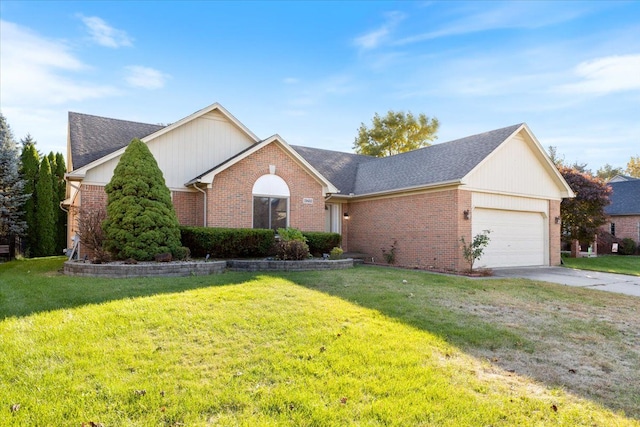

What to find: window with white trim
left=252, top=174, right=290, bottom=230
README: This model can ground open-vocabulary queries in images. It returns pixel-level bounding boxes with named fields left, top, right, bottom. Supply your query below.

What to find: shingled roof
left=68, top=109, right=525, bottom=196
left=69, top=112, right=165, bottom=170
left=293, top=124, right=522, bottom=196
left=290, top=146, right=374, bottom=195
left=606, top=179, right=640, bottom=215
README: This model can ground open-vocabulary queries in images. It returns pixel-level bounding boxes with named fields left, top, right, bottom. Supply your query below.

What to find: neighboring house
left=604, top=177, right=640, bottom=244
left=64, top=102, right=574, bottom=271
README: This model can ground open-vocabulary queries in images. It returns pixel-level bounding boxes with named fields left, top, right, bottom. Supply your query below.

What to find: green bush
left=275, top=227, right=310, bottom=260
left=329, top=247, right=344, bottom=260
left=274, top=240, right=310, bottom=260
left=303, top=231, right=342, bottom=256
left=180, top=227, right=275, bottom=258
left=103, top=139, right=182, bottom=261
left=619, top=238, right=637, bottom=256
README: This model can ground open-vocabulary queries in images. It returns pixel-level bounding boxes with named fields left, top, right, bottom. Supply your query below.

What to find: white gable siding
left=464, top=133, right=561, bottom=199
left=83, top=110, right=255, bottom=189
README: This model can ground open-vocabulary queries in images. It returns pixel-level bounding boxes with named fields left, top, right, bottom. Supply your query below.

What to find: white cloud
left=0, top=20, right=120, bottom=106
left=395, top=2, right=594, bottom=46
left=558, top=54, right=640, bottom=95
left=353, top=11, right=405, bottom=50
left=283, top=77, right=300, bottom=84
left=125, top=66, right=170, bottom=89
left=79, top=15, right=133, bottom=48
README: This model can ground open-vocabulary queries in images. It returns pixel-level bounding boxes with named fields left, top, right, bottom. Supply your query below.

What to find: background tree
left=0, top=114, right=28, bottom=239
left=596, top=163, right=624, bottom=181
left=559, top=166, right=611, bottom=255
left=19, top=135, right=40, bottom=255
left=103, top=138, right=182, bottom=261
left=353, top=110, right=439, bottom=157
left=54, top=152, right=67, bottom=252
left=547, top=146, right=565, bottom=167
left=627, top=155, right=640, bottom=178
left=34, top=157, right=56, bottom=256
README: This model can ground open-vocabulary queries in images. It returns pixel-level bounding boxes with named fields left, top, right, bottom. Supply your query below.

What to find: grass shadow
left=0, top=257, right=257, bottom=319
left=283, top=264, right=640, bottom=419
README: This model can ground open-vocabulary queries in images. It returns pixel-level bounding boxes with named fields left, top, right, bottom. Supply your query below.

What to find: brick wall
left=549, top=200, right=561, bottom=265
left=206, top=143, right=325, bottom=231
left=173, top=190, right=201, bottom=226
left=607, top=215, right=640, bottom=243
left=344, top=189, right=471, bottom=271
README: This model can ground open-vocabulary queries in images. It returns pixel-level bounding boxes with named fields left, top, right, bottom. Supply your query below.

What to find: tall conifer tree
left=20, top=136, right=40, bottom=255
left=54, top=152, right=67, bottom=251
left=34, top=157, right=56, bottom=256
left=0, top=114, right=28, bottom=240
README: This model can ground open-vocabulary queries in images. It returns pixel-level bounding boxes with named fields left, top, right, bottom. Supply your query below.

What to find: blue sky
left=1, top=1, right=639, bottom=172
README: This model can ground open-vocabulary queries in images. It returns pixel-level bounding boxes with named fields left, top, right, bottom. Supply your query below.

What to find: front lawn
left=1, top=257, right=639, bottom=426
left=562, top=254, right=640, bottom=276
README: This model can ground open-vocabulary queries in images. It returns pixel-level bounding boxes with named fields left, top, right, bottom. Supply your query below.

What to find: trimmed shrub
left=303, top=231, right=342, bottom=256
left=275, top=227, right=310, bottom=260
left=619, top=238, right=637, bottom=256
left=103, top=139, right=182, bottom=261
left=180, top=227, right=275, bottom=258
left=329, top=247, right=344, bottom=260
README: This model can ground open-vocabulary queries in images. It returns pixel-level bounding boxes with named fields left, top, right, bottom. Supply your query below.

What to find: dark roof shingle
left=69, top=112, right=165, bottom=170
left=606, top=180, right=640, bottom=215
left=293, top=124, right=522, bottom=195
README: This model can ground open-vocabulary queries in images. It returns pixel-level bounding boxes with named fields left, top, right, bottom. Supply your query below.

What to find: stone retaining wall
left=64, top=258, right=353, bottom=277
left=64, top=261, right=227, bottom=278
left=227, top=258, right=354, bottom=272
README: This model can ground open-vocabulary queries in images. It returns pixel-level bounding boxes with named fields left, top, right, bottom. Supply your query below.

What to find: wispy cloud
left=353, top=11, right=405, bottom=50
left=557, top=54, right=640, bottom=95
left=125, top=66, right=170, bottom=89
left=395, top=2, right=594, bottom=46
left=283, top=77, right=300, bottom=85
left=0, top=20, right=119, bottom=105
left=79, top=15, right=133, bottom=48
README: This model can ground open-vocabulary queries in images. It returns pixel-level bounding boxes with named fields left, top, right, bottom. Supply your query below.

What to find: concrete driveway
left=491, top=266, right=640, bottom=297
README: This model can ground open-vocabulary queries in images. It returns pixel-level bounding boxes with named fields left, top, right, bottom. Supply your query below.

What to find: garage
left=472, top=208, right=546, bottom=268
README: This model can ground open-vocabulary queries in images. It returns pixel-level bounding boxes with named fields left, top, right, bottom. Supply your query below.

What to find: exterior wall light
left=343, top=212, right=350, bottom=220
left=463, top=210, right=470, bottom=220
left=555, top=216, right=561, bottom=224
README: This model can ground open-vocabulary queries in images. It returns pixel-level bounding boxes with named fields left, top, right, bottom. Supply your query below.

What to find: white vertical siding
left=83, top=111, right=255, bottom=188
left=465, top=134, right=560, bottom=198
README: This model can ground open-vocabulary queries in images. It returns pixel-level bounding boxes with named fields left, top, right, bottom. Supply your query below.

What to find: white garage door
left=472, top=208, right=546, bottom=268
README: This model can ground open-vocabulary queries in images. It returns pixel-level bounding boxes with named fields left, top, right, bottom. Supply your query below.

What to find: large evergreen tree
left=103, top=138, right=181, bottom=260
left=34, top=156, right=56, bottom=256
left=19, top=135, right=40, bottom=255
left=0, top=114, right=28, bottom=240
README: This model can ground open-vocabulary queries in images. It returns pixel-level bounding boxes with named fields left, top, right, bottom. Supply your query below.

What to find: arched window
left=252, top=174, right=290, bottom=230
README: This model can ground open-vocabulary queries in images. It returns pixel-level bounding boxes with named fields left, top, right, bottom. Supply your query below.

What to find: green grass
left=562, top=254, right=640, bottom=276
left=1, top=257, right=639, bottom=426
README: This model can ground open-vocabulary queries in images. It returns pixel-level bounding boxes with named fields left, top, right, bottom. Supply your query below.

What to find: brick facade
left=173, top=190, right=202, bottom=227
left=344, top=189, right=472, bottom=271
left=549, top=199, right=561, bottom=266
left=205, top=143, right=325, bottom=231
left=70, top=143, right=326, bottom=254
left=607, top=216, right=640, bottom=243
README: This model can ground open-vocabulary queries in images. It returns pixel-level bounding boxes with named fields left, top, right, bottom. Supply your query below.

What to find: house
left=604, top=177, right=640, bottom=244
left=64, top=102, right=574, bottom=271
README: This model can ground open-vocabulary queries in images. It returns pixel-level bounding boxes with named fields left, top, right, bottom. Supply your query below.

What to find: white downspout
left=192, top=183, right=207, bottom=227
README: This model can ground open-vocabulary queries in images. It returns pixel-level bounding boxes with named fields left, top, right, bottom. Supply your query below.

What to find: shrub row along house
left=64, top=103, right=574, bottom=271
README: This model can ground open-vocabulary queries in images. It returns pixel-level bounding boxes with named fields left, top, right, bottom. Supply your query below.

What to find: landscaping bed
left=64, top=258, right=354, bottom=277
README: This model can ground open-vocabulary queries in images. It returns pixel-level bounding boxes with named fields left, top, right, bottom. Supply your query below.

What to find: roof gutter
left=191, top=182, right=207, bottom=227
